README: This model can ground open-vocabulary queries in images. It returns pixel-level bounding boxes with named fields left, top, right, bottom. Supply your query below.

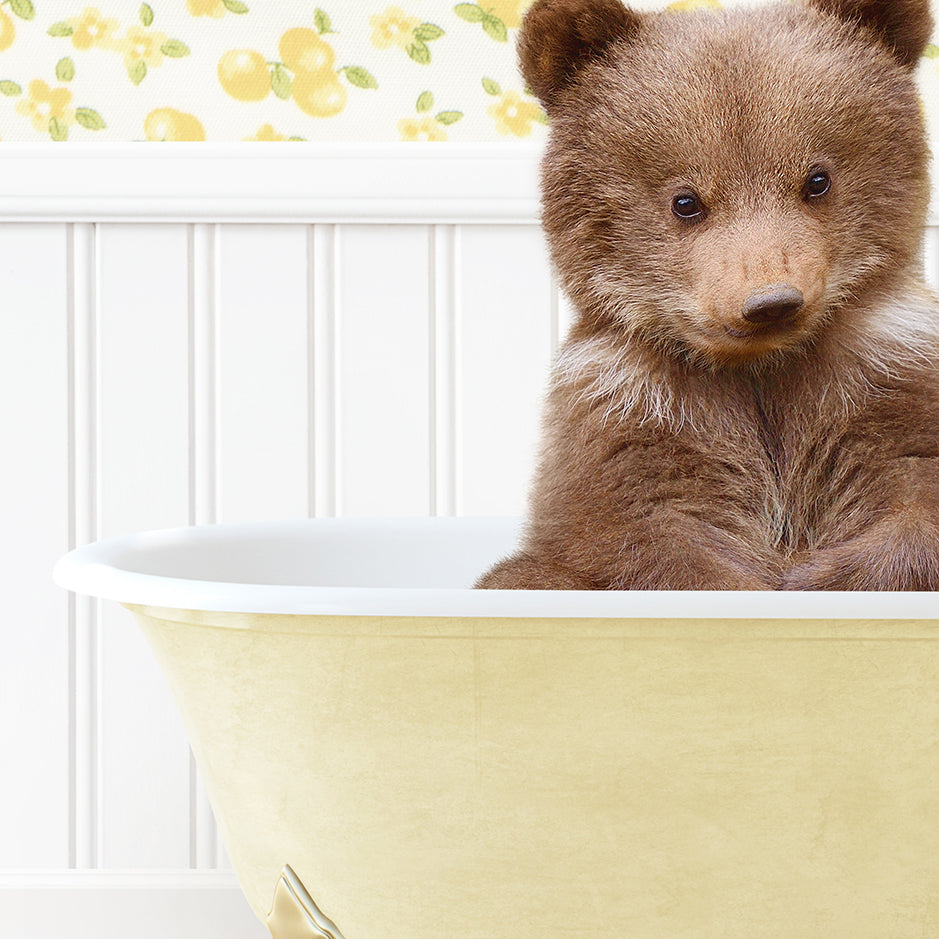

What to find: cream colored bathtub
left=54, top=517, right=939, bottom=938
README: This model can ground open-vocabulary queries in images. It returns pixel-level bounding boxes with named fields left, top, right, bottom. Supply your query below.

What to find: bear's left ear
left=808, top=0, right=933, bottom=68
left=518, top=0, right=642, bottom=112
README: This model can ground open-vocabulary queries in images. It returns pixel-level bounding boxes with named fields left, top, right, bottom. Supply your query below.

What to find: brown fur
left=476, top=0, right=939, bottom=591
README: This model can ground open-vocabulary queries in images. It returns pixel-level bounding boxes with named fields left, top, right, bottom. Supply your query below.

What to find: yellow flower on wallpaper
left=144, top=107, right=205, bottom=140
left=370, top=7, right=418, bottom=50
left=487, top=89, right=542, bottom=137
left=1, top=54, right=107, bottom=140
left=482, top=79, right=543, bottom=137
left=398, top=89, right=461, bottom=140
left=399, top=115, right=447, bottom=141
left=69, top=8, right=119, bottom=50
left=118, top=25, right=168, bottom=72
left=16, top=80, right=75, bottom=135
left=370, top=7, right=445, bottom=64
left=49, top=5, right=190, bottom=86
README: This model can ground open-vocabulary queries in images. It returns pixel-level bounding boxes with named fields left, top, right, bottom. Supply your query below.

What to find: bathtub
left=53, top=516, right=939, bottom=938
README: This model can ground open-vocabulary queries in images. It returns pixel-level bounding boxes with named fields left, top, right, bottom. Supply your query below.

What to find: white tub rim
left=52, top=515, right=939, bottom=619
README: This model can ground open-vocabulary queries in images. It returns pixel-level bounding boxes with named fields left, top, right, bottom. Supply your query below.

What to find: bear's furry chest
left=552, top=364, right=885, bottom=558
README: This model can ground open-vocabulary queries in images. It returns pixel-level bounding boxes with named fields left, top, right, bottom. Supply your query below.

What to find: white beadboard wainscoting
left=1, top=142, right=938, bottom=939
left=0, top=143, right=566, bottom=939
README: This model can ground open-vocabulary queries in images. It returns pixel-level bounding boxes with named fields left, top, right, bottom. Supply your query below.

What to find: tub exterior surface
left=129, top=604, right=939, bottom=939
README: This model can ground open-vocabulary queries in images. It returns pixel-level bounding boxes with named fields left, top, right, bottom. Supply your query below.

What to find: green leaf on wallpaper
left=48, top=22, right=74, bottom=37
left=0, top=81, right=21, bottom=96
left=407, top=40, right=431, bottom=65
left=9, top=0, right=34, bottom=21
left=342, top=66, right=378, bottom=90
left=435, top=111, right=463, bottom=125
left=314, top=9, right=335, bottom=35
left=76, top=108, right=106, bottom=130
left=271, top=65, right=292, bottom=100
left=49, top=117, right=68, bottom=142
left=481, top=77, right=501, bottom=96
left=414, top=23, right=444, bottom=42
left=534, top=108, right=549, bottom=124
left=416, top=91, right=433, bottom=113
left=140, top=4, right=154, bottom=27
left=454, top=4, right=485, bottom=23
left=482, top=14, right=508, bottom=42
left=161, top=39, right=190, bottom=58
left=128, top=60, right=147, bottom=85
left=925, top=44, right=939, bottom=59
left=223, top=0, right=250, bottom=12
left=56, top=58, right=76, bottom=83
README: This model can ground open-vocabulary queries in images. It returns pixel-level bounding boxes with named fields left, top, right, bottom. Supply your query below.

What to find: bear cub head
left=521, top=0, right=934, bottom=368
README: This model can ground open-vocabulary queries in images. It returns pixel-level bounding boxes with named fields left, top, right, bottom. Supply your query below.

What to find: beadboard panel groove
left=67, top=222, right=99, bottom=872
left=186, top=223, right=221, bottom=871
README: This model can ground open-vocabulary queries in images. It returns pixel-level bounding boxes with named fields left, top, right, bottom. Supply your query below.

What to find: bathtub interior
left=68, top=515, right=524, bottom=588
left=53, top=515, right=939, bottom=620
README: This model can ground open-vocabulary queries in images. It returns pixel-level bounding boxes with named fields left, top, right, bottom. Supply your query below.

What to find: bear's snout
left=742, top=285, right=805, bottom=324
left=684, top=215, right=831, bottom=362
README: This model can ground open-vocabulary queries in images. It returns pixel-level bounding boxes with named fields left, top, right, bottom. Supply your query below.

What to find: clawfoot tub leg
left=266, top=866, right=346, bottom=939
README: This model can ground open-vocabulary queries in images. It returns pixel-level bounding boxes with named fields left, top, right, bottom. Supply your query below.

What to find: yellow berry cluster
left=218, top=13, right=376, bottom=119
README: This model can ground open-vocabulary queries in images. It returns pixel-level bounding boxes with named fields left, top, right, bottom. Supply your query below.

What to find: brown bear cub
left=477, top=0, right=939, bottom=590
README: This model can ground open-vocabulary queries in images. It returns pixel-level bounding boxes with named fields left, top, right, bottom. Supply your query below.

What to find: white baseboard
left=0, top=871, right=267, bottom=939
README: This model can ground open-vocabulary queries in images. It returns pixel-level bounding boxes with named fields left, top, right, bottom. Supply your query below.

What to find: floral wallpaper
left=0, top=0, right=935, bottom=142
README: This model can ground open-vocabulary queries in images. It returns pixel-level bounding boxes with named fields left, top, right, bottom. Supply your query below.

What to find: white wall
left=1, top=143, right=938, bottom=938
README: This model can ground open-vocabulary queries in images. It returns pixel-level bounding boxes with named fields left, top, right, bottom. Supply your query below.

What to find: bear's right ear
left=518, top=0, right=642, bottom=112
left=808, top=0, right=933, bottom=69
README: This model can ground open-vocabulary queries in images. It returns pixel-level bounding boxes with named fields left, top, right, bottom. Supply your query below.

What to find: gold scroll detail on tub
left=267, top=865, right=346, bottom=939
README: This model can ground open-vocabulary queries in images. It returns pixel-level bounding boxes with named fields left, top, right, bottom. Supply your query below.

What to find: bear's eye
left=671, top=192, right=705, bottom=221
left=803, top=169, right=831, bottom=200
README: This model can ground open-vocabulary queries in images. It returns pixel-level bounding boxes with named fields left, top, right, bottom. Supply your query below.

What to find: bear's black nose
left=742, top=286, right=804, bottom=324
